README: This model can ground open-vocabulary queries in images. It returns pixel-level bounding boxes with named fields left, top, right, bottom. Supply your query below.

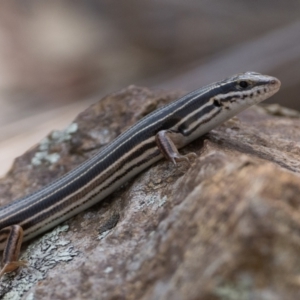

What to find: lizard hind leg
left=0, top=225, right=27, bottom=278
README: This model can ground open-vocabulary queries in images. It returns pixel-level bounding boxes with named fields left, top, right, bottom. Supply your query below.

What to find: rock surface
left=1, top=86, right=300, bottom=299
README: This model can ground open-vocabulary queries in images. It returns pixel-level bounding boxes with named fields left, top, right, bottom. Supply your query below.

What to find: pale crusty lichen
left=0, top=225, right=79, bottom=300
left=214, top=278, right=253, bottom=300
left=31, top=122, right=78, bottom=166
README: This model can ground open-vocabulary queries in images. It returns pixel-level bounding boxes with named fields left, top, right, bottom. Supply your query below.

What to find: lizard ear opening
left=213, top=99, right=221, bottom=107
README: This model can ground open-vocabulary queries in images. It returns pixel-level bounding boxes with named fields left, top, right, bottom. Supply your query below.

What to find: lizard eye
left=238, top=81, right=248, bottom=89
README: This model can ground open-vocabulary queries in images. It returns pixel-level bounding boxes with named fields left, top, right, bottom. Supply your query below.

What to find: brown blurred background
left=0, top=0, right=299, bottom=176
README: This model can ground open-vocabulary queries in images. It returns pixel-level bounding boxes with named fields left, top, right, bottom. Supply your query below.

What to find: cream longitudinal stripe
left=1, top=136, right=156, bottom=225
left=23, top=149, right=162, bottom=241
left=20, top=138, right=158, bottom=231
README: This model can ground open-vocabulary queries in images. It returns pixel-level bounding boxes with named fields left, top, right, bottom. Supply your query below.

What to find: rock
left=1, top=86, right=300, bottom=300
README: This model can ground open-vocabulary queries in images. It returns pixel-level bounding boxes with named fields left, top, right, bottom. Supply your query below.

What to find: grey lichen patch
left=0, top=225, right=79, bottom=300
left=214, top=278, right=253, bottom=300
left=104, top=266, right=113, bottom=274
left=138, top=194, right=167, bottom=210
left=24, top=292, right=35, bottom=300
left=31, top=123, right=78, bottom=166
left=89, top=128, right=111, bottom=145
left=53, top=122, right=78, bottom=139
left=98, top=230, right=110, bottom=240
left=31, top=151, right=60, bottom=166
left=158, top=195, right=167, bottom=207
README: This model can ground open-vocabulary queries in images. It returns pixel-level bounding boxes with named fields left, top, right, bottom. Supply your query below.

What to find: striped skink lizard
left=0, top=72, right=280, bottom=277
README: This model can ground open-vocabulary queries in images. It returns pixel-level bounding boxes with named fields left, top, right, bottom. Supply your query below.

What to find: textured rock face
left=0, top=86, right=300, bottom=300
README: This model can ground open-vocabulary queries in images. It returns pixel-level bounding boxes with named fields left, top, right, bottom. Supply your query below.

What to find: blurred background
left=0, top=0, right=299, bottom=176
